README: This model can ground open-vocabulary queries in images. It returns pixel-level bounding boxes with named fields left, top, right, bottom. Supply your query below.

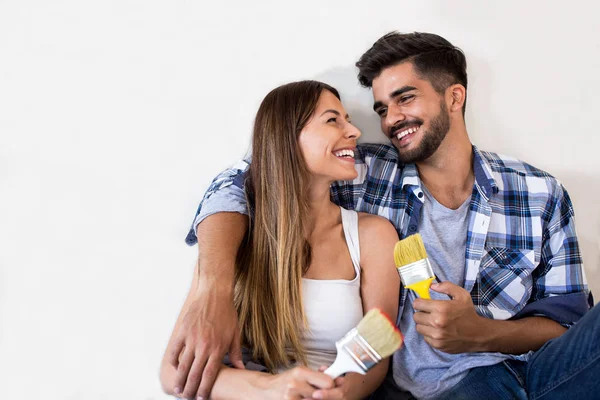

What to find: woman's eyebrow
left=320, top=109, right=350, bottom=119
left=320, top=109, right=340, bottom=117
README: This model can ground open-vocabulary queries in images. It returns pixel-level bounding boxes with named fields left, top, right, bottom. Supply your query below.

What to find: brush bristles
left=356, top=309, right=403, bottom=359
left=394, top=233, right=428, bottom=267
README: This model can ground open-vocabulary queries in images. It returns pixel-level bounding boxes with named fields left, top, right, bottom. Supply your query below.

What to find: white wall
left=1, top=1, right=598, bottom=398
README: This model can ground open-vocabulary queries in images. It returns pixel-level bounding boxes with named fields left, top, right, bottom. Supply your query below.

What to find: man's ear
left=447, top=84, right=466, bottom=113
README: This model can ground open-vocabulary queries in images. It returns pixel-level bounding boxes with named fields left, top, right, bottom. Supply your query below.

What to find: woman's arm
left=160, top=261, right=340, bottom=400
left=314, top=214, right=400, bottom=400
left=162, top=358, right=339, bottom=400
left=161, top=358, right=266, bottom=399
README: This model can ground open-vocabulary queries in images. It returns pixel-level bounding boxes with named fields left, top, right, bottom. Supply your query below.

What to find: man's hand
left=166, top=284, right=244, bottom=400
left=413, top=281, right=489, bottom=354
left=163, top=212, right=248, bottom=399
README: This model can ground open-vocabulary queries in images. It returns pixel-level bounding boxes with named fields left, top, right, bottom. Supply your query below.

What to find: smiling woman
left=298, top=89, right=361, bottom=182
left=160, top=81, right=400, bottom=400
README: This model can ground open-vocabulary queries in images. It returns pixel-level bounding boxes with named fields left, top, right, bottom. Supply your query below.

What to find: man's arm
left=162, top=161, right=252, bottom=399
left=413, top=282, right=566, bottom=354
left=413, top=182, right=590, bottom=355
left=520, top=183, right=591, bottom=322
left=162, top=212, right=248, bottom=399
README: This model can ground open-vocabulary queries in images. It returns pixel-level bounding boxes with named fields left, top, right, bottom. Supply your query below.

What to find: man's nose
left=386, top=104, right=406, bottom=134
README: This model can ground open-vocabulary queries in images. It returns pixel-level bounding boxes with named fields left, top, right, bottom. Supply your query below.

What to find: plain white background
left=1, top=1, right=598, bottom=398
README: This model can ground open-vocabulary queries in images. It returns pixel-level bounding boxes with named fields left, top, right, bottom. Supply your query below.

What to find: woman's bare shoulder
left=356, top=212, right=398, bottom=246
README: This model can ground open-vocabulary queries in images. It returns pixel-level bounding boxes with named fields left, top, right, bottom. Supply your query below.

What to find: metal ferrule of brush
left=337, top=328, right=381, bottom=372
left=398, top=258, right=434, bottom=286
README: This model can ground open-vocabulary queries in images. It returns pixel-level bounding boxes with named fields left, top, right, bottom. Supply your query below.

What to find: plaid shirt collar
left=399, top=145, right=498, bottom=200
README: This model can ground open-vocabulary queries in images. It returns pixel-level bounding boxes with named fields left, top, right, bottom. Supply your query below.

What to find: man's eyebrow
left=320, top=109, right=351, bottom=119
left=373, top=86, right=418, bottom=111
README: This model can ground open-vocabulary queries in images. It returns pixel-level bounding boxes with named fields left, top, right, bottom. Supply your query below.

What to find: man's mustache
left=390, top=119, right=424, bottom=137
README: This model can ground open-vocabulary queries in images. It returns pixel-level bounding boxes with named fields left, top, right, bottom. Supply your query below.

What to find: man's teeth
left=333, top=149, right=355, bottom=158
left=395, top=126, right=420, bottom=140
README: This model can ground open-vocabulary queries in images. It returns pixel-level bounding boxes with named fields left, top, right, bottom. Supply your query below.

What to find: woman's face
left=298, top=90, right=361, bottom=183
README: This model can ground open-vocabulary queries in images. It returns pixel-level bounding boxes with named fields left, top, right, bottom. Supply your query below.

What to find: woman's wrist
left=250, top=372, right=275, bottom=399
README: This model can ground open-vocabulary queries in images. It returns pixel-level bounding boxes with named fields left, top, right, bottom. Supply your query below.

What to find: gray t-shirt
left=392, top=186, right=510, bottom=399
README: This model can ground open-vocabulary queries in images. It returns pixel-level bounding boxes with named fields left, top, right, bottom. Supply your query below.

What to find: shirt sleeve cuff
left=510, top=292, right=590, bottom=327
left=185, top=190, right=249, bottom=246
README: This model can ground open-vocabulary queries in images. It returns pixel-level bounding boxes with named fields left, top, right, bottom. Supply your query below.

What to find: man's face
left=372, top=62, right=450, bottom=164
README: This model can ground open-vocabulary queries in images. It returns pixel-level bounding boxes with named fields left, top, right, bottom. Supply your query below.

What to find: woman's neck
left=304, top=179, right=340, bottom=236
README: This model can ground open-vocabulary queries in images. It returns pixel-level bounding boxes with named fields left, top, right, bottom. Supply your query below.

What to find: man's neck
left=416, top=128, right=475, bottom=210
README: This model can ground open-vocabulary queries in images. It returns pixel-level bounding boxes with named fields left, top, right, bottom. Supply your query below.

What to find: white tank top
left=280, top=207, right=364, bottom=371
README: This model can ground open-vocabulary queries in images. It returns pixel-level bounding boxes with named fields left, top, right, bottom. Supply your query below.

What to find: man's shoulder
left=357, top=143, right=399, bottom=162
left=479, top=149, right=554, bottom=179
left=478, top=149, right=567, bottom=202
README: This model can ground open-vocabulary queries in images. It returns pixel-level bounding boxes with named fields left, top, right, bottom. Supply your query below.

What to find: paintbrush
left=324, top=308, right=403, bottom=378
left=394, top=233, right=436, bottom=299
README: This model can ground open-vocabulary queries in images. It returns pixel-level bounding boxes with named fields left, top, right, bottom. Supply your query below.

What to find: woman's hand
left=309, top=366, right=347, bottom=400
left=263, top=366, right=345, bottom=400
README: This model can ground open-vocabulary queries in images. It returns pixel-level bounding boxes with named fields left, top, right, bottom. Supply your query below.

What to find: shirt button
left=417, top=192, right=423, bottom=198
left=409, top=225, right=417, bottom=232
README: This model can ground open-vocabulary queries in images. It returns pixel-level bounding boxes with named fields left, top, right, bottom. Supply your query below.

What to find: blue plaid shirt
left=186, top=144, right=591, bottom=325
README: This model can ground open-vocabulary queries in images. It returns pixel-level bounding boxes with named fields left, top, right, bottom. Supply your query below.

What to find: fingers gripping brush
left=394, top=233, right=436, bottom=299
left=324, top=308, right=403, bottom=378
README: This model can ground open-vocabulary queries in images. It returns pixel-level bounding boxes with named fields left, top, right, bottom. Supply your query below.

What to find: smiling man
left=164, top=32, right=597, bottom=400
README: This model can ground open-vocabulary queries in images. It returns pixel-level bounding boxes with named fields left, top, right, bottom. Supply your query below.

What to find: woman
left=161, top=81, right=400, bottom=399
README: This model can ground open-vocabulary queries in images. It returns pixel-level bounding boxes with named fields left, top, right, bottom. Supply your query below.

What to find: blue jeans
left=436, top=304, right=600, bottom=399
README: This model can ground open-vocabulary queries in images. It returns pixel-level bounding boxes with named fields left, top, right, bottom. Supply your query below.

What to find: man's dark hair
left=356, top=32, right=468, bottom=115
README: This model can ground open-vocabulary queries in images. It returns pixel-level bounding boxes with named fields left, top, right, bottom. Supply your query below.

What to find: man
left=164, top=32, right=596, bottom=399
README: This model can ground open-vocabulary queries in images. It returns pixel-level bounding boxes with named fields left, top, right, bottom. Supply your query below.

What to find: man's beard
left=396, top=101, right=450, bottom=164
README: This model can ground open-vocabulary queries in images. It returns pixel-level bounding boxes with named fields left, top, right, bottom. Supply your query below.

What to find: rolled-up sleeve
left=185, top=160, right=250, bottom=246
left=514, top=183, right=591, bottom=326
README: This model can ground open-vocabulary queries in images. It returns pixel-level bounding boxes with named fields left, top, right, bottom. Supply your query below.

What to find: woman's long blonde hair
left=234, top=81, right=340, bottom=371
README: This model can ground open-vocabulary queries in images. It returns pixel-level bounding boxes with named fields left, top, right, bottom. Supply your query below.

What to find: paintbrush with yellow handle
left=324, top=308, right=403, bottom=378
left=394, top=233, right=436, bottom=299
